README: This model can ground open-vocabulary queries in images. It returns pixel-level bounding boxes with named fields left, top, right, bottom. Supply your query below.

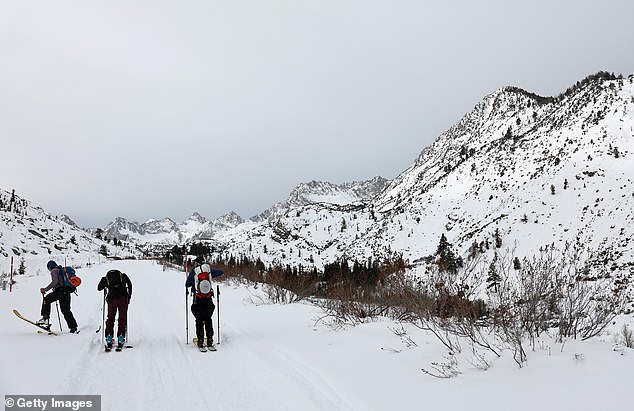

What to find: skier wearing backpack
left=37, top=260, right=79, bottom=333
left=97, top=269, right=132, bottom=351
left=186, top=256, right=223, bottom=351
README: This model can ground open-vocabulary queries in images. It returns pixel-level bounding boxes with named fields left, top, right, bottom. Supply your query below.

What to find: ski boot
left=197, top=336, right=207, bottom=352
left=105, top=335, right=113, bottom=352
left=36, top=317, right=51, bottom=331
left=207, top=338, right=217, bottom=351
left=116, top=335, right=125, bottom=351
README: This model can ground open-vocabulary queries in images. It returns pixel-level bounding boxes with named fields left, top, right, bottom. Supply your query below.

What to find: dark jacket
left=97, top=271, right=133, bottom=302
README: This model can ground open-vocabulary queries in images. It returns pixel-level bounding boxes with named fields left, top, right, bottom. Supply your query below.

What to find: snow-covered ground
left=1, top=259, right=633, bottom=411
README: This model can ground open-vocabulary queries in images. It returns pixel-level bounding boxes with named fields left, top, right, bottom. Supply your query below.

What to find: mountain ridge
left=212, top=72, right=634, bottom=270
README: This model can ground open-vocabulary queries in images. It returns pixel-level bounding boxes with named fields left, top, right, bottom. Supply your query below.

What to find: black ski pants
left=191, top=297, right=215, bottom=345
left=41, top=287, right=78, bottom=329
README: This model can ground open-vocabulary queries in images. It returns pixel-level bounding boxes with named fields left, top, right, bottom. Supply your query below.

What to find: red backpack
left=194, top=264, right=213, bottom=299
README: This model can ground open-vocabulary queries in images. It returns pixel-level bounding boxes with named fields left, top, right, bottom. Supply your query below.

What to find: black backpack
left=106, top=270, right=124, bottom=289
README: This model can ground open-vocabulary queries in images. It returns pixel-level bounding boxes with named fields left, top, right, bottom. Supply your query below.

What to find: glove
left=39, top=288, right=45, bottom=294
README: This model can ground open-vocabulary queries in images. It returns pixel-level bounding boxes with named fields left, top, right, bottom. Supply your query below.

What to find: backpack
left=60, top=266, right=82, bottom=290
left=106, top=269, right=123, bottom=289
left=194, top=263, right=214, bottom=299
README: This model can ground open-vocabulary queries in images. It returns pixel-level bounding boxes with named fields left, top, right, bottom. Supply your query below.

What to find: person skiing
left=186, top=256, right=223, bottom=351
left=37, top=260, right=79, bottom=333
left=97, top=269, right=133, bottom=351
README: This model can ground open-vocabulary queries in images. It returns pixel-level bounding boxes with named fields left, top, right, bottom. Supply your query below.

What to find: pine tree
left=435, top=234, right=462, bottom=275
left=494, top=228, right=502, bottom=248
left=504, top=126, right=512, bottom=139
left=486, top=253, right=501, bottom=293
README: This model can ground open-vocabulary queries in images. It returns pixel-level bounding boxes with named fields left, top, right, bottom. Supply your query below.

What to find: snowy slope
left=0, top=188, right=139, bottom=274
left=252, top=177, right=389, bottom=221
left=2, top=259, right=634, bottom=411
left=215, top=73, right=634, bottom=271
left=370, top=73, right=634, bottom=263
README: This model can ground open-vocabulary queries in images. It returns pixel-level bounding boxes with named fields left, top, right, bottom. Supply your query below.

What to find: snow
left=2, top=259, right=633, bottom=411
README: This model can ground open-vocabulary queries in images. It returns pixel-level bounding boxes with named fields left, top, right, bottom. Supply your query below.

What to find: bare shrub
left=262, top=283, right=303, bottom=304
left=548, top=242, right=630, bottom=341
left=486, top=242, right=630, bottom=348
left=389, top=323, right=418, bottom=348
left=421, top=352, right=461, bottom=379
left=619, top=324, right=634, bottom=348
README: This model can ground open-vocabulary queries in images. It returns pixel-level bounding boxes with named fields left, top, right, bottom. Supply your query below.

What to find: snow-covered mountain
left=0, top=188, right=138, bottom=272
left=214, top=72, right=634, bottom=270
left=101, top=178, right=387, bottom=248
left=103, top=211, right=245, bottom=246
left=252, top=176, right=389, bottom=221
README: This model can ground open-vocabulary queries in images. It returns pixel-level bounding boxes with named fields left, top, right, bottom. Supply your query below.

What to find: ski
left=13, top=310, right=58, bottom=336
left=104, top=344, right=132, bottom=352
left=193, top=337, right=217, bottom=351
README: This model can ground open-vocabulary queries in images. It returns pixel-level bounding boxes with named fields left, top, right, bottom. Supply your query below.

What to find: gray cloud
left=2, top=0, right=633, bottom=227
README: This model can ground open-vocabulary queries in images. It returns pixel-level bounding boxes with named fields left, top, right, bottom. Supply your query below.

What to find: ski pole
left=126, top=297, right=130, bottom=347
left=41, top=293, right=48, bottom=327
left=185, top=257, right=189, bottom=345
left=100, top=290, right=106, bottom=342
left=55, top=301, right=62, bottom=332
left=216, top=284, right=220, bottom=345
left=186, top=288, right=189, bottom=345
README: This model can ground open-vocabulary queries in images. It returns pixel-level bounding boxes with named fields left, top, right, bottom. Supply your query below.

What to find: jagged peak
left=187, top=212, right=207, bottom=223
left=144, top=217, right=176, bottom=225
left=500, top=70, right=623, bottom=106
left=58, top=214, right=78, bottom=228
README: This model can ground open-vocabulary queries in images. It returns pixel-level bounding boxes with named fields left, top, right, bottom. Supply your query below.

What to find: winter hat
left=194, top=256, right=205, bottom=264
left=46, top=260, right=58, bottom=270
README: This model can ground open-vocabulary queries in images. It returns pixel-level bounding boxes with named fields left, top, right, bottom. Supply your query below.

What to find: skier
left=37, top=260, right=79, bottom=333
left=97, top=269, right=133, bottom=351
left=186, top=256, right=223, bottom=351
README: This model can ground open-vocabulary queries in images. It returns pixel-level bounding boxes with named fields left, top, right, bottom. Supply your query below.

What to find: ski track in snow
left=5, top=259, right=634, bottom=411
left=1, top=260, right=364, bottom=411
left=223, top=323, right=358, bottom=410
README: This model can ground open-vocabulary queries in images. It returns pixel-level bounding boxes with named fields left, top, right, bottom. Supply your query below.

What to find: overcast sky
left=1, top=0, right=633, bottom=228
